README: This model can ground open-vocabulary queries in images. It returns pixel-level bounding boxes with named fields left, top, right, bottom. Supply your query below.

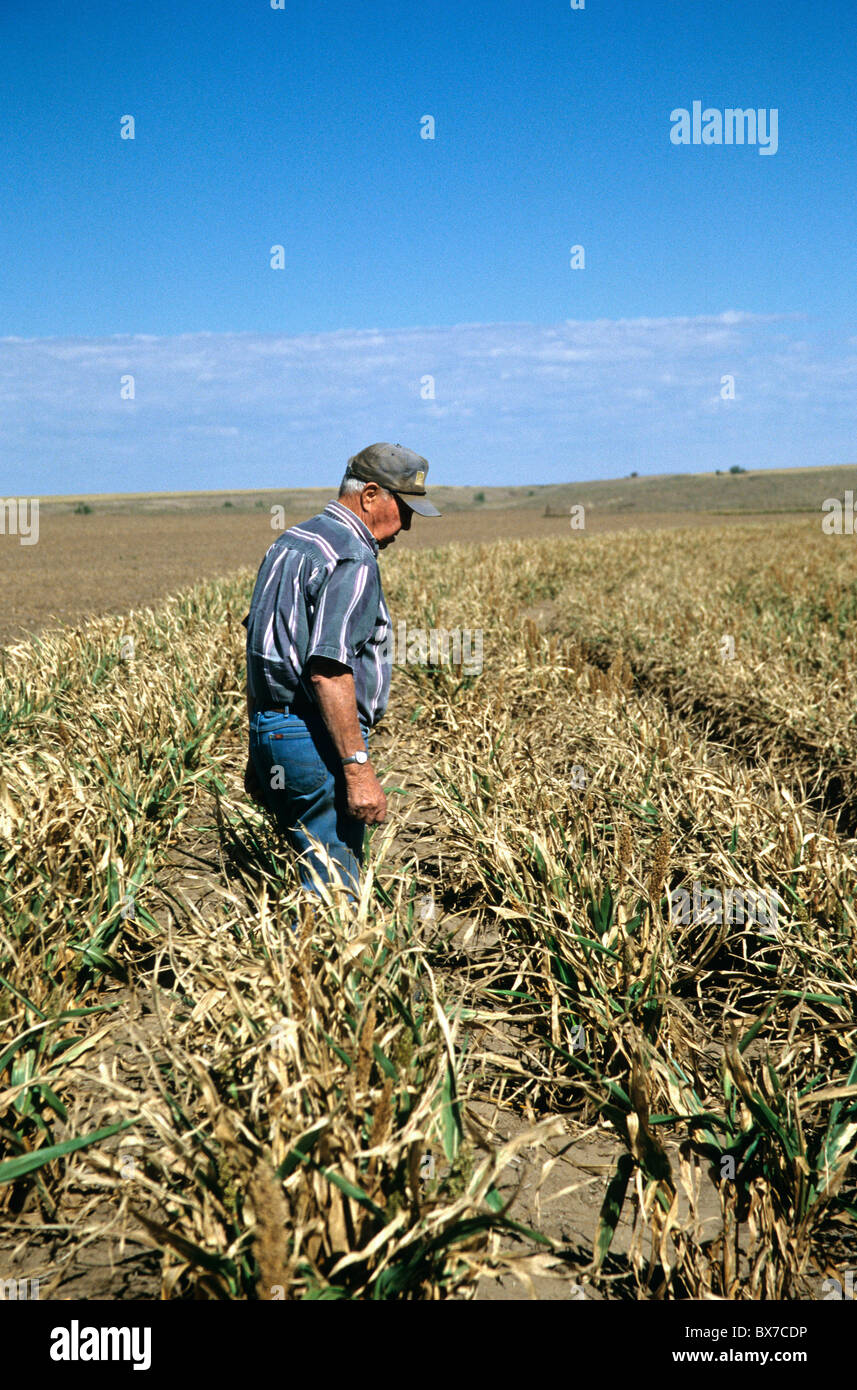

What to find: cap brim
left=398, top=493, right=441, bottom=517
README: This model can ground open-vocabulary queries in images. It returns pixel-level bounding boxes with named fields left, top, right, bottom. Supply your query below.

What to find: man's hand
left=244, top=754, right=266, bottom=807
left=343, top=762, right=387, bottom=824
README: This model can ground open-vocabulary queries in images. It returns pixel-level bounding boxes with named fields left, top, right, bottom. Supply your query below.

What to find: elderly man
left=244, top=443, right=440, bottom=900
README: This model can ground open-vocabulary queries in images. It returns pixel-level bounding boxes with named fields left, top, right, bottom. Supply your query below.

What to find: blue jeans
left=248, top=705, right=370, bottom=901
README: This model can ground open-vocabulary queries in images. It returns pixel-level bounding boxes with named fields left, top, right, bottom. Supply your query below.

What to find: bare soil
left=0, top=506, right=813, bottom=649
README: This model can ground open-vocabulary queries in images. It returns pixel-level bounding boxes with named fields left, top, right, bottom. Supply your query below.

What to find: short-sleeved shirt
left=245, top=500, right=392, bottom=728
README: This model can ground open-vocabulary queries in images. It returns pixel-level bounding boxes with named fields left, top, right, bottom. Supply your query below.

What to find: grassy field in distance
left=35, top=459, right=857, bottom=517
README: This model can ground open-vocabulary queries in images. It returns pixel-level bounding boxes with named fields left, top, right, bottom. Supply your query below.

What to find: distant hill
left=39, top=462, right=856, bottom=518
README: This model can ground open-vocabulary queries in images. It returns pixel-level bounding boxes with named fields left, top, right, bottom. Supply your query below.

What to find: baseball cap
left=345, top=442, right=441, bottom=517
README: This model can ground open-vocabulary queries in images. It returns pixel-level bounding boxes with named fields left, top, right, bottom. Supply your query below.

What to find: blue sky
left=2, top=0, right=855, bottom=494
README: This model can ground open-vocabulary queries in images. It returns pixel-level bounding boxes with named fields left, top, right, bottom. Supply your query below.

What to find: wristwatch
left=342, top=750, right=369, bottom=766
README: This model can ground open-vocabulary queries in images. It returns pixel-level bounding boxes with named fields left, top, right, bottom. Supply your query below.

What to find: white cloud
left=1, top=313, right=854, bottom=493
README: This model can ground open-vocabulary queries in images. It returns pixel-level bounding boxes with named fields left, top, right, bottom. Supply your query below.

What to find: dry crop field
left=5, top=457, right=845, bottom=647
left=1, top=516, right=856, bottom=1301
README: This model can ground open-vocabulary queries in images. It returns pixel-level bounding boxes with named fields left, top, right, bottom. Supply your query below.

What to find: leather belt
left=253, top=693, right=370, bottom=737
left=251, top=681, right=314, bottom=712
left=258, top=698, right=316, bottom=717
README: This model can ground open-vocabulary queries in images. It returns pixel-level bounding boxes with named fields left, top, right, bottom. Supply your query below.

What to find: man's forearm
left=308, top=660, right=366, bottom=759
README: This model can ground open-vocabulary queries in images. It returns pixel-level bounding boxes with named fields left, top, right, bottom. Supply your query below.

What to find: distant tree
left=629, top=471, right=638, bottom=478
left=223, top=500, right=234, bottom=508
left=73, top=502, right=93, bottom=514
left=729, top=465, right=747, bottom=474
left=527, top=489, right=535, bottom=496
left=474, top=492, right=485, bottom=504
left=255, top=499, right=266, bottom=508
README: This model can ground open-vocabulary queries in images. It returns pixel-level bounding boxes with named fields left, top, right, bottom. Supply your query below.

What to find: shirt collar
left=323, top=499, right=379, bottom=557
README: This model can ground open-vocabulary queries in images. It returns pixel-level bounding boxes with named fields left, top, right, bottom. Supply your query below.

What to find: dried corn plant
left=2, top=518, right=857, bottom=1300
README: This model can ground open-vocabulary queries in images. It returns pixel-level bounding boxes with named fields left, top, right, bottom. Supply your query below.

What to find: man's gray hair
left=338, top=472, right=393, bottom=499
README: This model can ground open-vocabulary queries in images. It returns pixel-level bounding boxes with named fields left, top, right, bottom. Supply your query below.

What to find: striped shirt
left=245, top=500, right=392, bottom=728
